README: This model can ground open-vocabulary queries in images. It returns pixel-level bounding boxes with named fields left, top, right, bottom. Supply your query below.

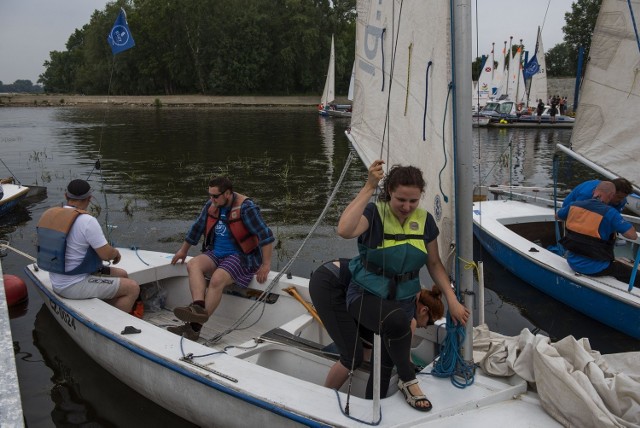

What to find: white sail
left=566, top=0, right=640, bottom=192
left=347, top=62, right=355, bottom=101
left=492, top=40, right=507, bottom=99
left=473, top=45, right=495, bottom=108
left=527, top=27, right=548, bottom=107
left=348, top=0, right=455, bottom=259
left=506, top=46, right=525, bottom=103
left=320, top=35, right=336, bottom=107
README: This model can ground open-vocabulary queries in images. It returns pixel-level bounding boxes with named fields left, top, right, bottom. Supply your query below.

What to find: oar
left=282, top=286, right=324, bottom=327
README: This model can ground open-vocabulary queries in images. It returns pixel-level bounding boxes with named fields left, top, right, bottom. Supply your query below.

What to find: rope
left=204, top=151, right=357, bottom=346
left=0, top=243, right=37, bottom=262
left=430, top=317, right=475, bottom=388
left=422, top=61, right=433, bottom=141
left=0, top=157, right=20, bottom=185
left=404, top=43, right=412, bottom=116
left=628, top=0, right=640, bottom=54
left=437, top=83, right=452, bottom=204
left=334, top=389, right=382, bottom=426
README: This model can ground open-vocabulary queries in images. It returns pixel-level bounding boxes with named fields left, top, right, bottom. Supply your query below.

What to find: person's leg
left=350, top=294, right=428, bottom=407
left=325, top=361, right=351, bottom=389
left=173, top=254, right=217, bottom=324
left=186, top=254, right=217, bottom=302
left=309, top=264, right=363, bottom=389
left=203, top=267, right=236, bottom=316
left=108, top=277, right=140, bottom=312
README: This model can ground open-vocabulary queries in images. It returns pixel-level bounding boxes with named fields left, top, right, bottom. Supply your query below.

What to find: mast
left=452, top=0, right=473, bottom=360
left=505, top=36, right=513, bottom=95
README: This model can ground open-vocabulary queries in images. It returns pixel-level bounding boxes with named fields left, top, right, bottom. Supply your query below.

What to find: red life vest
left=205, top=193, right=259, bottom=254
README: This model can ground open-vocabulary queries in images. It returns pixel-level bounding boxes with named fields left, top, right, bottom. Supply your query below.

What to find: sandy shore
left=0, top=93, right=344, bottom=109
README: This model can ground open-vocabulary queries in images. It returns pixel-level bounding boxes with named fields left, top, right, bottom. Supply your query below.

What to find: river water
left=1, top=107, right=637, bottom=427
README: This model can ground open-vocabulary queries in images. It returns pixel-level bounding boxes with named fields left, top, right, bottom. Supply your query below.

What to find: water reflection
left=33, top=305, right=197, bottom=427
left=2, top=107, right=638, bottom=427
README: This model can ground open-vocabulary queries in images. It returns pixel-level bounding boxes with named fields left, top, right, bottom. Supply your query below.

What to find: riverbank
left=0, top=93, right=334, bottom=108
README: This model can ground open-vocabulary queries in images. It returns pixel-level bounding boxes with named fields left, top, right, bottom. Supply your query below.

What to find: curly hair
left=379, top=165, right=425, bottom=201
left=418, top=286, right=445, bottom=321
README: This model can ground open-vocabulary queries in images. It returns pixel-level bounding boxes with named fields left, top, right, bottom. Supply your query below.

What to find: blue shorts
left=205, top=251, right=256, bottom=287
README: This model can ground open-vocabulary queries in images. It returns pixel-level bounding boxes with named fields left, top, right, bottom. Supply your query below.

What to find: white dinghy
left=23, top=1, right=640, bottom=426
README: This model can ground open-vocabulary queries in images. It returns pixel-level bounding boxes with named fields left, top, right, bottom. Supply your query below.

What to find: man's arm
left=95, top=244, right=121, bottom=264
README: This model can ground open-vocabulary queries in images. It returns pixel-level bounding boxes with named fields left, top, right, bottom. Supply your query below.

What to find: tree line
left=39, top=0, right=356, bottom=96
left=0, top=80, right=43, bottom=93
left=37, top=0, right=601, bottom=95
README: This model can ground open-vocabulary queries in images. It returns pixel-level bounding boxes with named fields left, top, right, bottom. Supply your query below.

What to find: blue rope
left=130, top=245, right=150, bottom=266
left=430, top=312, right=475, bottom=388
left=627, top=0, right=640, bottom=54
left=422, top=61, right=433, bottom=141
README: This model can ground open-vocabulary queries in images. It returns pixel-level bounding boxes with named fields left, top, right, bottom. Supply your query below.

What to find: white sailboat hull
left=472, top=200, right=640, bottom=339
left=25, top=247, right=562, bottom=427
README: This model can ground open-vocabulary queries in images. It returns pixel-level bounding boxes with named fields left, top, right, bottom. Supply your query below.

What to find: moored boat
left=0, top=181, right=29, bottom=218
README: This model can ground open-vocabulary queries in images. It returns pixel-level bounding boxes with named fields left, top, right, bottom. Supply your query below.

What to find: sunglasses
left=209, top=192, right=224, bottom=199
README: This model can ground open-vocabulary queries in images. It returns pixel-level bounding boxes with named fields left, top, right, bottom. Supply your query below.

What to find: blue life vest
left=36, top=207, right=103, bottom=274
left=350, top=202, right=428, bottom=300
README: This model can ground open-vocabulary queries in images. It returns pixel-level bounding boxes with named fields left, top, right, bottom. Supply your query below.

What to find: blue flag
left=107, top=9, right=135, bottom=55
left=523, top=54, right=540, bottom=80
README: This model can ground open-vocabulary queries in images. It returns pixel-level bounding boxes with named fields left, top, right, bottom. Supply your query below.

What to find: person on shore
left=309, top=258, right=445, bottom=390
left=558, top=181, right=639, bottom=286
left=169, top=176, right=274, bottom=341
left=562, top=178, right=633, bottom=213
left=550, top=96, right=559, bottom=123
left=536, top=99, right=545, bottom=124
left=336, top=160, right=469, bottom=411
left=36, top=179, right=140, bottom=313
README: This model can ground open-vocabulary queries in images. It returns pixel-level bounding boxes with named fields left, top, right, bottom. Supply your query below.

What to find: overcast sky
left=0, top=0, right=576, bottom=85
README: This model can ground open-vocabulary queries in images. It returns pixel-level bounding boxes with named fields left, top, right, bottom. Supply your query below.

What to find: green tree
left=561, top=0, right=602, bottom=76
left=545, top=42, right=573, bottom=77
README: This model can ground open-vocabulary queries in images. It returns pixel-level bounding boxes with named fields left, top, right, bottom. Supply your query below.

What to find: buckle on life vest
left=360, top=257, right=419, bottom=299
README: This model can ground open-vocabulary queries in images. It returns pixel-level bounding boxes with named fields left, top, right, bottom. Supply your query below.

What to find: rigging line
left=0, top=157, right=20, bottom=185
left=207, top=151, right=357, bottom=344
left=540, top=0, right=551, bottom=34
left=627, top=0, right=640, bottom=55
left=379, top=0, right=404, bottom=162
left=334, top=389, right=382, bottom=426
left=87, top=58, right=117, bottom=243
left=437, top=84, right=452, bottom=204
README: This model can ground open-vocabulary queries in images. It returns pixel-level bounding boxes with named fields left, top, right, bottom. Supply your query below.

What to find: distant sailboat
left=318, top=35, right=336, bottom=116
left=526, top=26, right=548, bottom=108
left=319, top=35, right=351, bottom=118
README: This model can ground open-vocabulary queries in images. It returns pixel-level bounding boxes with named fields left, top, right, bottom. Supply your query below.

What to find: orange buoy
left=3, top=274, right=28, bottom=306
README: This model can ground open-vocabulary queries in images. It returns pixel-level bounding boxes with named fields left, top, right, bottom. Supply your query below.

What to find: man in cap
left=36, top=179, right=140, bottom=313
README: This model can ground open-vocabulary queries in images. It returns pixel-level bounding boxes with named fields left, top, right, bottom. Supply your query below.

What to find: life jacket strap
left=382, top=233, right=424, bottom=241
left=360, top=256, right=419, bottom=300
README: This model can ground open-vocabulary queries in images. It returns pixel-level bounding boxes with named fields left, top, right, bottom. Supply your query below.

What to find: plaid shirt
left=184, top=195, right=274, bottom=270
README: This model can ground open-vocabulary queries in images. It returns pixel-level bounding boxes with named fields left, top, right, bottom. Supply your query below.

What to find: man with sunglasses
left=169, top=176, right=274, bottom=340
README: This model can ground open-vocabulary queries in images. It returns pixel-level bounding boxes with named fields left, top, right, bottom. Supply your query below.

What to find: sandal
left=397, top=379, right=432, bottom=412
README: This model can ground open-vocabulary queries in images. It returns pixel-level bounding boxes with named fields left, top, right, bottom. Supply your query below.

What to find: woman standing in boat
left=337, top=160, right=469, bottom=411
